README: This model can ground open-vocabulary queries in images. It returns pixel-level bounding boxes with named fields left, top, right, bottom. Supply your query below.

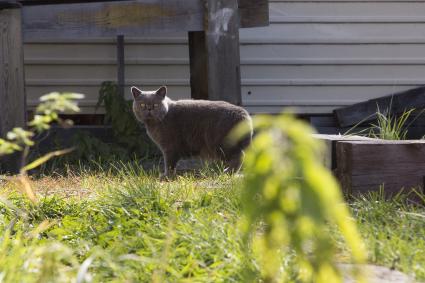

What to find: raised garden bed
left=314, top=134, right=425, bottom=198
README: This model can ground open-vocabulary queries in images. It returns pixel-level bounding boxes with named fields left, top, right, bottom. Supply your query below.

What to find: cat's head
left=131, top=86, right=169, bottom=122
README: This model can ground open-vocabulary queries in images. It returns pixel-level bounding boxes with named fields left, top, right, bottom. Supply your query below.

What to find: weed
left=344, top=97, right=424, bottom=140
left=0, top=168, right=424, bottom=282
left=368, top=106, right=415, bottom=140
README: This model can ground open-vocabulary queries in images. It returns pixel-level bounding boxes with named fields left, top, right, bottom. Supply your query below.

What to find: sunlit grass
left=0, top=164, right=424, bottom=282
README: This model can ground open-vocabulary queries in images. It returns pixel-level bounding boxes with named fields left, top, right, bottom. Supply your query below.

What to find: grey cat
left=131, top=86, right=253, bottom=178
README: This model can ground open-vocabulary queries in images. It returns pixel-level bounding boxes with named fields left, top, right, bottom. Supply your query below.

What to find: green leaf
left=22, top=148, right=75, bottom=172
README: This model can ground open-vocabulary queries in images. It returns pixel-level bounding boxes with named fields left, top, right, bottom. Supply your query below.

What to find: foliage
left=42, top=82, right=158, bottom=170
left=1, top=169, right=248, bottom=282
left=0, top=222, right=80, bottom=283
left=344, top=99, right=424, bottom=140
left=0, top=167, right=424, bottom=282
left=0, top=92, right=83, bottom=169
left=233, top=114, right=366, bottom=282
left=1, top=95, right=422, bottom=283
left=348, top=191, right=425, bottom=279
left=95, top=81, right=157, bottom=158
left=367, top=106, right=415, bottom=140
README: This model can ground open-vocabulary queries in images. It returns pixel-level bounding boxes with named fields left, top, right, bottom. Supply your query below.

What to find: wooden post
left=0, top=1, right=26, bottom=173
left=188, top=31, right=209, bottom=100
left=116, top=35, right=125, bottom=97
left=189, top=0, right=242, bottom=105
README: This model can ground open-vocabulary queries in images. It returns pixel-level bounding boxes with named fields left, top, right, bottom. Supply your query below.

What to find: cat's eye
left=140, top=103, right=146, bottom=108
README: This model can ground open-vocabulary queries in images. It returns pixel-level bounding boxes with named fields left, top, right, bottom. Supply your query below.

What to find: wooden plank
left=0, top=1, right=21, bottom=9
left=19, top=0, right=124, bottom=4
left=336, top=140, right=425, bottom=197
left=19, top=0, right=269, bottom=28
left=22, top=0, right=204, bottom=40
left=334, top=86, right=425, bottom=128
left=204, top=0, right=242, bottom=104
left=0, top=5, right=26, bottom=173
left=116, top=35, right=125, bottom=97
left=312, top=134, right=376, bottom=170
left=22, top=0, right=269, bottom=40
left=188, top=0, right=242, bottom=104
left=238, top=0, right=269, bottom=28
left=188, top=31, right=209, bottom=100
left=310, top=116, right=337, bottom=127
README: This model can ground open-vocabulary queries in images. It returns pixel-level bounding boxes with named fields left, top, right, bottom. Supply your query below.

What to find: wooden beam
left=0, top=1, right=21, bottom=8
left=334, top=86, right=425, bottom=128
left=22, top=0, right=204, bottom=40
left=116, top=35, right=125, bottom=97
left=19, top=0, right=125, bottom=5
left=336, top=140, right=425, bottom=197
left=238, top=0, right=269, bottom=28
left=0, top=4, right=26, bottom=173
left=189, top=0, right=242, bottom=105
left=22, top=0, right=269, bottom=40
left=188, top=31, right=209, bottom=101
left=20, top=0, right=269, bottom=29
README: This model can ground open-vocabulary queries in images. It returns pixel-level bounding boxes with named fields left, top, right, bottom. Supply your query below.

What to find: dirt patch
left=339, top=264, right=416, bottom=283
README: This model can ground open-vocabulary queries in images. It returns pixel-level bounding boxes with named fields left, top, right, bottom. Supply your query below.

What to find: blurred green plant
left=232, top=114, right=366, bottom=283
left=0, top=92, right=83, bottom=201
left=53, top=82, right=157, bottom=166
left=0, top=220, right=81, bottom=282
left=0, top=92, right=83, bottom=157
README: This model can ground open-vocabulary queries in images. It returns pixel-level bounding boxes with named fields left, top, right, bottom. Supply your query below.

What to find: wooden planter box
left=314, top=135, right=425, bottom=197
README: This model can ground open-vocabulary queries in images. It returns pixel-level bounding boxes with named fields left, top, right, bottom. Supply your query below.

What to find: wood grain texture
left=188, top=31, right=209, bottom=101
left=22, top=0, right=269, bottom=40
left=336, top=140, right=425, bottom=197
left=312, top=134, right=376, bottom=170
left=334, top=86, right=425, bottom=128
left=22, top=0, right=204, bottom=40
left=204, top=0, right=242, bottom=104
left=0, top=1, right=21, bottom=9
left=188, top=0, right=242, bottom=104
left=238, top=0, right=269, bottom=28
left=0, top=7, right=26, bottom=173
left=116, top=35, right=125, bottom=97
left=19, top=0, right=124, bottom=5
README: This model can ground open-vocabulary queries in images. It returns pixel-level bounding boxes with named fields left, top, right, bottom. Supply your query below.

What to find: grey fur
left=131, top=86, right=253, bottom=177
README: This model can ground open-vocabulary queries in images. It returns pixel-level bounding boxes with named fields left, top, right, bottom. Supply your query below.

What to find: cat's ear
left=156, top=86, right=167, bottom=99
left=131, top=86, right=142, bottom=99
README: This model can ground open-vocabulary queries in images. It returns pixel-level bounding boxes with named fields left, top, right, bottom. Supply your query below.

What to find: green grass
left=1, top=164, right=424, bottom=282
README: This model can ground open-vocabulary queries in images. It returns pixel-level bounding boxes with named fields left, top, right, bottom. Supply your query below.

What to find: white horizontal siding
left=24, top=0, right=425, bottom=114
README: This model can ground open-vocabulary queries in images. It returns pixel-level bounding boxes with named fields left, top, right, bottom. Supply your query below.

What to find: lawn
left=0, top=163, right=424, bottom=282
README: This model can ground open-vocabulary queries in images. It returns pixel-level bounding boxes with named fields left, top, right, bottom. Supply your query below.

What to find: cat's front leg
left=224, top=151, right=244, bottom=174
left=161, top=150, right=179, bottom=180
